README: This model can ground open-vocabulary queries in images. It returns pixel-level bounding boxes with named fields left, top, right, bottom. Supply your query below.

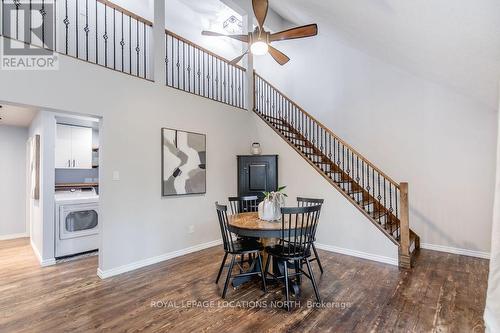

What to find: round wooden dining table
left=228, top=212, right=302, bottom=294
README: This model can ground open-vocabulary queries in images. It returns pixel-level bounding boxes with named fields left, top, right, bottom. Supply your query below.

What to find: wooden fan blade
left=268, top=45, right=290, bottom=66
left=201, top=31, right=249, bottom=43
left=270, top=24, right=318, bottom=42
left=230, top=51, right=248, bottom=65
left=252, top=0, right=269, bottom=30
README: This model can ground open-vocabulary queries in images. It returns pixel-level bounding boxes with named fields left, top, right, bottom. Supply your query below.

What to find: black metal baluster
left=372, top=169, right=375, bottom=208
left=384, top=178, right=387, bottom=217
left=53, top=0, right=56, bottom=51
left=41, top=0, right=45, bottom=46
left=143, top=23, right=146, bottom=78
left=176, top=39, right=181, bottom=88
left=120, top=12, right=124, bottom=72
left=76, top=0, right=79, bottom=58
left=84, top=0, right=88, bottom=60
left=182, top=41, right=185, bottom=90
left=113, top=8, right=116, bottom=69
left=187, top=44, right=191, bottom=92
left=103, top=3, right=108, bottom=67
left=215, top=58, right=219, bottom=101
left=202, top=51, right=206, bottom=96
left=136, top=19, right=139, bottom=76
left=14, top=0, right=19, bottom=40
left=64, top=0, right=68, bottom=54
left=128, top=16, right=131, bottom=74
left=197, top=48, right=201, bottom=95
left=165, top=34, right=168, bottom=84
left=95, top=0, right=98, bottom=64
left=377, top=173, right=381, bottom=223
left=170, top=34, right=174, bottom=85
left=356, top=156, right=360, bottom=203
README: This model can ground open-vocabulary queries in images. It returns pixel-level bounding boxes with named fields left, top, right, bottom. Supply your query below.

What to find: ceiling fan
left=201, top=0, right=318, bottom=66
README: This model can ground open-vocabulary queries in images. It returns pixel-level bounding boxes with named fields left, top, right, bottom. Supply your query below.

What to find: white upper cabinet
left=55, top=124, right=93, bottom=169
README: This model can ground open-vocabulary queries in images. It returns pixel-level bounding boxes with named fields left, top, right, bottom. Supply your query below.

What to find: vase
left=251, top=142, right=262, bottom=155
left=258, top=199, right=281, bottom=221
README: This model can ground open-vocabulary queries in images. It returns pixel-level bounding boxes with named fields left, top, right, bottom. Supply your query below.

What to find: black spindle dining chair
left=215, top=202, right=267, bottom=298
left=228, top=196, right=259, bottom=215
left=264, top=205, right=322, bottom=310
left=297, top=197, right=325, bottom=274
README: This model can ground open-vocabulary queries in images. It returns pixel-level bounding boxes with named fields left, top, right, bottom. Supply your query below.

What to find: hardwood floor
left=0, top=238, right=488, bottom=333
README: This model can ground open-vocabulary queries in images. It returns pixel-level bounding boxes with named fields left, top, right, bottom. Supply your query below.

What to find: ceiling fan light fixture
left=251, top=41, right=268, bottom=55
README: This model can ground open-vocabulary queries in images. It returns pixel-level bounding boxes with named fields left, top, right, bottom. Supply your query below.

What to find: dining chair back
left=228, top=196, right=259, bottom=215
left=279, top=205, right=322, bottom=258
left=214, top=202, right=267, bottom=298
left=296, top=197, right=325, bottom=274
left=216, top=202, right=237, bottom=253
left=263, top=204, right=323, bottom=309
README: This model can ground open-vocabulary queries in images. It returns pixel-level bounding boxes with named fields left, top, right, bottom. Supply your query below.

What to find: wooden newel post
left=399, top=182, right=411, bottom=269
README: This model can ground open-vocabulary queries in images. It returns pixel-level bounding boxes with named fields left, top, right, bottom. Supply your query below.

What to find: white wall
left=255, top=30, right=497, bottom=255
left=0, top=125, right=28, bottom=239
left=485, top=83, right=500, bottom=333
left=0, top=41, right=254, bottom=272
left=28, top=111, right=56, bottom=265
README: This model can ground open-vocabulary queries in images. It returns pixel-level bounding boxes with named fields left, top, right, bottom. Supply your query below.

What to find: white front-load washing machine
left=55, top=188, right=99, bottom=257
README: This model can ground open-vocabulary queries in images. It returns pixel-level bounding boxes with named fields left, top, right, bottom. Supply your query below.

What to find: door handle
left=73, top=160, right=76, bottom=168
left=68, top=159, right=71, bottom=168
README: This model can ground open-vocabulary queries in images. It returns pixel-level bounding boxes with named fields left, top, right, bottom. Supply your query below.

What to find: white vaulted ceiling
left=267, top=0, right=500, bottom=109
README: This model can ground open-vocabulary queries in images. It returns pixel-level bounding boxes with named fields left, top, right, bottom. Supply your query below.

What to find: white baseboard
left=97, top=239, right=222, bottom=279
left=0, top=232, right=29, bottom=241
left=420, top=243, right=490, bottom=259
left=30, top=240, right=56, bottom=267
left=315, top=243, right=398, bottom=266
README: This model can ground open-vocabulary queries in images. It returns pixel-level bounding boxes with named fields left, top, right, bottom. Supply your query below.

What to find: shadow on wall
left=410, top=207, right=485, bottom=252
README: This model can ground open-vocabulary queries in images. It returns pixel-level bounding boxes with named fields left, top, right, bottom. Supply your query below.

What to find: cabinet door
left=71, top=126, right=93, bottom=169
left=238, top=156, right=278, bottom=198
left=55, top=124, right=73, bottom=168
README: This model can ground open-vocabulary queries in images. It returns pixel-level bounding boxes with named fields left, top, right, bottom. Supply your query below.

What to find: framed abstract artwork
left=161, top=128, right=206, bottom=196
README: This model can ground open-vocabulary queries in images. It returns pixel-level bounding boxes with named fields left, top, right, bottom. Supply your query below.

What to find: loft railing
left=0, top=0, right=153, bottom=80
left=254, top=72, right=411, bottom=263
left=0, top=1, right=245, bottom=107
left=165, top=30, right=246, bottom=109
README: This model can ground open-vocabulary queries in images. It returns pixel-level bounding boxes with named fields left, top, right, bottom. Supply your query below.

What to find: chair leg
left=215, top=252, right=228, bottom=284
left=283, top=260, right=290, bottom=311
left=264, top=253, right=271, bottom=277
left=305, top=258, right=321, bottom=303
left=222, top=255, right=236, bottom=299
left=240, top=253, right=245, bottom=273
left=257, top=253, right=267, bottom=293
left=311, top=243, right=324, bottom=274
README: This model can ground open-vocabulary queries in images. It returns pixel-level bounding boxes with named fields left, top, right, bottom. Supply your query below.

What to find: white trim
left=97, top=239, right=222, bottom=279
left=420, top=243, right=490, bottom=259
left=30, top=240, right=56, bottom=267
left=315, top=243, right=398, bottom=266
left=0, top=232, right=29, bottom=241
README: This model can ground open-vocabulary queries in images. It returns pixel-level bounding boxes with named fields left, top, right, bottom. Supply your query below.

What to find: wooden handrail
left=97, top=0, right=153, bottom=27
left=165, top=29, right=247, bottom=72
left=254, top=71, right=400, bottom=189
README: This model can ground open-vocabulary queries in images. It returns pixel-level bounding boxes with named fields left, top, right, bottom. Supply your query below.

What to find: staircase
left=253, top=72, right=420, bottom=269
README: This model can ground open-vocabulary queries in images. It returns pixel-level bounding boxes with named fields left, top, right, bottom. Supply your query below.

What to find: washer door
left=59, top=203, right=99, bottom=240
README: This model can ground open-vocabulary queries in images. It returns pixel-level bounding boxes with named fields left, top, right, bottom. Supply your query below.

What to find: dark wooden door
left=237, top=155, right=278, bottom=199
